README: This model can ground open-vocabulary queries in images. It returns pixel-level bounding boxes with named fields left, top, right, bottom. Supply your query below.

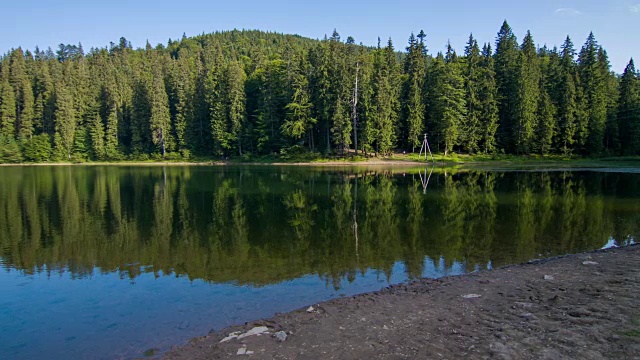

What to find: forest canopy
left=0, top=22, right=639, bottom=163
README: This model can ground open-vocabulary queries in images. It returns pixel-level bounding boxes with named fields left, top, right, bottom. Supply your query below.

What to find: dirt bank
left=162, top=245, right=640, bottom=360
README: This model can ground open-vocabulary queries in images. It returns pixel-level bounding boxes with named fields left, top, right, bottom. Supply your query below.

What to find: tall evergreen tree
left=513, top=31, right=540, bottom=154
left=618, top=59, right=640, bottom=155
left=282, top=67, right=316, bottom=148
left=0, top=76, right=17, bottom=138
left=494, top=21, right=520, bottom=151
left=225, top=61, right=247, bottom=155
left=53, top=82, right=76, bottom=159
left=463, top=34, right=482, bottom=153
left=578, top=32, right=607, bottom=155
left=599, top=48, right=619, bottom=153
left=402, top=31, right=427, bottom=152
left=554, top=36, right=579, bottom=155
left=478, top=44, right=500, bottom=153
left=429, top=45, right=466, bottom=155
left=149, top=64, right=172, bottom=157
left=371, top=39, right=399, bottom=155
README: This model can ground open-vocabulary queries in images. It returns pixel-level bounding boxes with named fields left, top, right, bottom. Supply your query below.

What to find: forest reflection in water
left=1, top=165, right=637, bottom=288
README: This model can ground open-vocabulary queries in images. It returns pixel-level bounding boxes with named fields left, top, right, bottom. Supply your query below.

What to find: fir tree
left=578, top=32, right=607, bottom=155
left=149, top=65, right=172, bottom=157
left=618, top=59, right=640, bottom=155
left=494, top=21, right=520, bottom=151
left=282, top=70, right=316, bottom=148
left=429, top=45, right=466, bottom=156
left=402, top=32, right=427, bottom=152
left=371, top=39, right=399, bottom=156
left=513, top=31, right=540, bottom=154
left=53, top=82, right=76, bottom=159
left=225, top=61, right=247, bottom=155
left=463, top=34, right=482, bottom=153
left=478, top=44, right=500, bottom=153
left=555, top=36, right=579, bottom=155
left=0, top=76, right=17, bottom=139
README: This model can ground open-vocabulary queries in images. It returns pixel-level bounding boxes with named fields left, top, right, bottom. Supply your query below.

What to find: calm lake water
left=1, top=165, right=638, bottom=359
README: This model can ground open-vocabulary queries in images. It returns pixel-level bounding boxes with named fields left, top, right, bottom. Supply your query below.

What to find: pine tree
left=555, top=36, right=579, bottom=155
left=167, top=56, right=194, bottom=154
left=18, top=79, right=34, bottom=139
left=618, top=59, right=640, bottom=155
left=463, top=34, right=482, bottom=153
left=494, top=21, right=520, bottom=151
left=429, top=45, right=466, bottom=155
left=329, top=31, right=352, bottom=153
left=599, top=49, right=619, bottom=153
left=0, top=76, right=17, bottom=139
left=513, top=31, right=540, bottom=154
left=354, top=47, right=374, bottom=155
left=537, top=89, right=556, bottom=155
left=282, top=70, right=316, bottom=147
left=578, top=32, right=607, bottom=155
left=53, top=82, right=76, bottom=160
left=225, top=61, right=247, bottom=155
left=478, top=44, right=500, bottom=153
left=309, top=39, right=333, bottom=153
left=402, top=31, right=427, bottom=152
left=371, top=39, right=399, bottom=156
left=149, top=65, right=172, bottom=157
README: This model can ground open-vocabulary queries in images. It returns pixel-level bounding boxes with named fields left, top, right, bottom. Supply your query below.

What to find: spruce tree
left=402, top=32, right=427, bottom=152
left=463, top=34, right=482, bottom=153
left=429, top=45, right=466, bottom=155
left=578, top=32, right=607, bottom=155
left=618, top=59, right=640, bottom=155
left=494, top=21, right=520, bottom=151
left=555, top=36, right=579, bottom=155
left=149, top=65, right=172, bottom=157
left=0, top=76, right=17, bottom=139
left=371, top=39, right=399, bottom=156
left=53, top=82, right=76, bottom=160
left=599, top=49, right=619, bottom=153
left=282, top=69, right=316, bottom=148
left=309, top=39, right=333, bottom=153
left=225, top=61, right=247, bottom=155
left=478, top=44, right=500, bottom=153
left=513, top=31, right=540, bottom=154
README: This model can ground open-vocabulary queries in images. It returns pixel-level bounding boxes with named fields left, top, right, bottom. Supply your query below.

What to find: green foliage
left=22, top=133, right=52, bottom=162
left=618, top=59, right=640, bottom=155
left=513, top=31, right=540, bottom=154
left=0, top=25, right=634, bottom=162
left=402, top=31, right=427, bottom=151
left=0, top=134, right=22, bottom=163
left=429, top=46, right=466, bottom=156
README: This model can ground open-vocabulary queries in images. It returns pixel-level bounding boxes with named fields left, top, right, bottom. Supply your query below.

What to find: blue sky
left=2, top=0, right=638, bottom=73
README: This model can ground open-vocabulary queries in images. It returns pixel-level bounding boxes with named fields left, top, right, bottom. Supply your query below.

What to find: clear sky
left=2, top=0, right=638, bottom=73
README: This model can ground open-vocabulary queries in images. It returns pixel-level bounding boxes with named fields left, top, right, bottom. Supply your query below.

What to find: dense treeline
left=1, top=166, right=636, bottom=285
left=0, top=22, right=639, bottom=162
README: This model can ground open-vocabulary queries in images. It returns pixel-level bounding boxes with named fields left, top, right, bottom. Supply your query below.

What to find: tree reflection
left=0, top=166, right=637, bottom=288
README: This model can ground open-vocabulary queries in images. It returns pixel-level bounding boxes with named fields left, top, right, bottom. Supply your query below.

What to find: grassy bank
left=1, top=152, right=640, bottom=168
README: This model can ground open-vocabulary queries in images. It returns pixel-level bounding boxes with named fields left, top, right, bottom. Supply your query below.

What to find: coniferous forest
left=0, top=21, right=639, bottom=163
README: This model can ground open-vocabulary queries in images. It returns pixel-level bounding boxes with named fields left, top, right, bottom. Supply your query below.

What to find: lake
left=0, top=165, right=638, bottom=359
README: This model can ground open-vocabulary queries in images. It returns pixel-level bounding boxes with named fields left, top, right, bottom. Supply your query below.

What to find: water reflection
left=1, top=166, right=639, bottom=359
left=0, top=166, right=638, bottom=286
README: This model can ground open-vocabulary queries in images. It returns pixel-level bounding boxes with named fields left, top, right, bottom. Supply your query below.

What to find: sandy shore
left=162, top=245, right=640, bottom=359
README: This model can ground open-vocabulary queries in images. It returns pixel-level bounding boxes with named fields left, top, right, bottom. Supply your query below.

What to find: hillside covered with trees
left=0, top=21, right=639, bottom=163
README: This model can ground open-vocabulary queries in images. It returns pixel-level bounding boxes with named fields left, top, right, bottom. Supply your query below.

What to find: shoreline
left=162, top=245, right=640, bottom=359
left=1, top=157, right=639, bottom=169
